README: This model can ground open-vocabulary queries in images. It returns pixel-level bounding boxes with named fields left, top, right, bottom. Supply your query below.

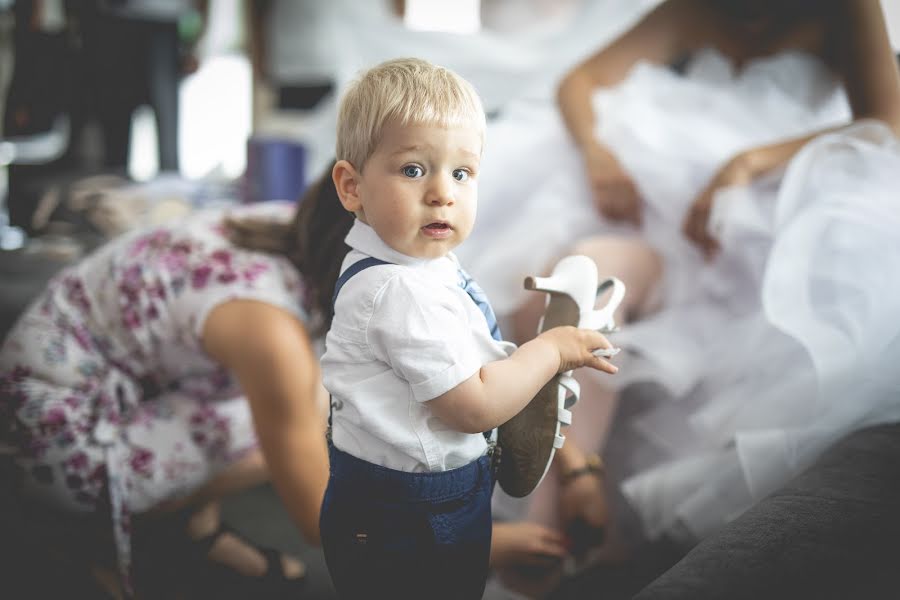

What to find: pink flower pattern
left=0, top=204, right=308, bottom=584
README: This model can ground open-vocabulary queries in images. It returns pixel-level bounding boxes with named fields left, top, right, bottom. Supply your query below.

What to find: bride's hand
left=490, top=522, right=568, bottom=569
left=559, top=463, right=608, bottom=557
left=582, top=143, right=642, bottom=226
left=682, top=152, right=753, bottom=259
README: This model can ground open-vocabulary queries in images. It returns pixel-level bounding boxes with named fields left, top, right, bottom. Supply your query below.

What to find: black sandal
left=132, top=512, right=306, bottom=599
left=187, top=522, right=308, bottom=600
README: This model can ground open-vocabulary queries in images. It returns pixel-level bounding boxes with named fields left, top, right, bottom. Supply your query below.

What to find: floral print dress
left=0, top=203, right=311, bottom=589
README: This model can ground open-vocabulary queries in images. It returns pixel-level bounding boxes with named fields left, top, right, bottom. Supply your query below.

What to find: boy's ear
left=332, top=160, right=362, bottom=213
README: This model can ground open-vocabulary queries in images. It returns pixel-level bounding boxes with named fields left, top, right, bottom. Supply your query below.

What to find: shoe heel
left=524, top=274, right=567, bottom=295
left=525, top=255, right=600, bottom=307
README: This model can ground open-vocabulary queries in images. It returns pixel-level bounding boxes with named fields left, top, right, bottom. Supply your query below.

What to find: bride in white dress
left=460, top=0, right=900, bottom=579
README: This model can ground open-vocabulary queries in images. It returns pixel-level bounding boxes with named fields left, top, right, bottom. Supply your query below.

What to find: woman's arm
left=203, top=299, right=329, bottom=546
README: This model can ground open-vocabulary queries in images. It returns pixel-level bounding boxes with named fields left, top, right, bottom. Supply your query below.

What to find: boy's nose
left=426, top=176, right=454, bottom=206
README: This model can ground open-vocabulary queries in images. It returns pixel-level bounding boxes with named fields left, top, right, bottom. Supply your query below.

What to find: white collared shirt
left=321, top=220, right=516, bottom=472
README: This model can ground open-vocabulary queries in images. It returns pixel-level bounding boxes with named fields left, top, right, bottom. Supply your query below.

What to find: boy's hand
left=538, top=326, right=618, bottom=374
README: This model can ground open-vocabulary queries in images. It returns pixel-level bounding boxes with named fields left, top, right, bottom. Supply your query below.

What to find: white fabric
left=460, top=48, right=850, bottom=319
left=461, top=48, right=900, bottom=541
left=263, top=0, right=662, bottom=179
left=321, top=220, right=515, bottom=472
left=622, top=122, right=900, bottom=541
left=266, top=0, right=660, bottom=111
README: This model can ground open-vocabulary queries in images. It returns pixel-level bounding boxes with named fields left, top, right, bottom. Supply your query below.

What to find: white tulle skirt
left=618, top=122, right=900, bottom=540
left=464, top=49, right=900, bottom=541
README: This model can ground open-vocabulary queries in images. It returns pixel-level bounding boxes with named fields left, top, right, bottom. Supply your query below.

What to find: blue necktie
left=458, top=267, right=503, bottom=342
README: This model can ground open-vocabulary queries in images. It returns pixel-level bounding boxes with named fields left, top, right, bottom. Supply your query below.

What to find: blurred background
left=0, top=0, right=657, bottom=247
left=0, top=0, right=898, bottom=261
left=0, top=0, right=678, bottom=338
left=1, top=2, right=900, bottom=599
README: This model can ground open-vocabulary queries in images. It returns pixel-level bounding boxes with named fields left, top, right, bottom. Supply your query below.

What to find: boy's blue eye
left=402, top=165, right=423, bottom=178
left=452, top=169, right=469, bottom=182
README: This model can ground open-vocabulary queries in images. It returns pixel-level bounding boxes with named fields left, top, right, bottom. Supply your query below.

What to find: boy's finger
left=589, top=356, right=618, bottom=373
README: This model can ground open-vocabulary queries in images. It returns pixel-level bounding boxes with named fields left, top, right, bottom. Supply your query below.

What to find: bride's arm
left=732, top=0, right=900, bottom=182
left=556, top=0, right=720, bottom=223
left=556, top=0, right=712, bottom=153
left=838, top=0, right=900, bottom=135
left=684, top=0, right=900, bottom=257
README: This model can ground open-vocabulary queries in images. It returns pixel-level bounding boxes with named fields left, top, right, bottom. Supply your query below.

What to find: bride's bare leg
left=514, top=234, right=663, bottom=462
left=518, top=236, right=662, bottom=538
left=524, top=378, right=617, bottom=528
left=571, top=236, right=663, bottom=324
left=510, top=236, right=662, bottom=344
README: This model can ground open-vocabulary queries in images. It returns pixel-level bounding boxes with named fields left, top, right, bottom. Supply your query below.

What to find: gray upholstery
left=634, top=423, right=900, bottom=600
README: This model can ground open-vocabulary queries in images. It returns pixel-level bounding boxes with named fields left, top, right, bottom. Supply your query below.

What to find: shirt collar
left=345, top=220, right=460, bottom=277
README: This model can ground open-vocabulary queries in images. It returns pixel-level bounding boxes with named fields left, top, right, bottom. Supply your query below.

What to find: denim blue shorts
left=320, top=443, right=494, bottom=599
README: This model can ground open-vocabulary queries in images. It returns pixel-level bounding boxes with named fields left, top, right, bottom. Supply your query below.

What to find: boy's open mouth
left=422, top=221, right=453, bottom=238
left=423, top=222, right=450, bottom=230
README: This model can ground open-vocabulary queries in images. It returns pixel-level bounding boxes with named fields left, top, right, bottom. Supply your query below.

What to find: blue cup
left=244, top=137, right=307, bottom=203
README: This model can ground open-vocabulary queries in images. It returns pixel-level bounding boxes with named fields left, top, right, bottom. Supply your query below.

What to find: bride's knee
left=569, top=236, right=663, bottom=321
left=570, top=236, right=662, bottom=283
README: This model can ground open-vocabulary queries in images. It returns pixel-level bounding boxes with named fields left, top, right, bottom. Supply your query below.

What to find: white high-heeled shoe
left=497, top=255, right=625, bottom=498
left=525, top=254, right=625, bottom=335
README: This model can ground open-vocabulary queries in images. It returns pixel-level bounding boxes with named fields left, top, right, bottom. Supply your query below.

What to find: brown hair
left=225, top=160, right=353, bottom=333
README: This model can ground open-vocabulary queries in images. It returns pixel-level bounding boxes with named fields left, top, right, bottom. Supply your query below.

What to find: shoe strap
left=582, top=277, right=626, bottom=332
left=558, top=373, right=580, bottom=409
left=189, top=521, right=231, bottom=559
left=259, top=547, right=286, bottom=583
left=189, top=523, right=286, bottom=582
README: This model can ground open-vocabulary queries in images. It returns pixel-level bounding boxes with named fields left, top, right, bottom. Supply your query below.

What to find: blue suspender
left=331, top=256, right=391, bottom=311
left=457, top=267, right=503, bottom=342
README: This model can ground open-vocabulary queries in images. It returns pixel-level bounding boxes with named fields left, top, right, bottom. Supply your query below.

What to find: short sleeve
left=168, top=249, right=310, bottom=348
left=367, top=274, right=482, bottom=402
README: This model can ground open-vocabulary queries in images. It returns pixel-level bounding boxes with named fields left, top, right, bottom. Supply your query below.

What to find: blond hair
left=336, top=58, right=486, bottom=170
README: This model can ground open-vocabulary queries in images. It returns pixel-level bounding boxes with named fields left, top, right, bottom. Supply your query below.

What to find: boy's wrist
left=519, top=335, right=563, bottom=378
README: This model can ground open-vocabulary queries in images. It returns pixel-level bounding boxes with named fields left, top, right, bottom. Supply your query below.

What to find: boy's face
left=344, top=120, right=481, bottom=260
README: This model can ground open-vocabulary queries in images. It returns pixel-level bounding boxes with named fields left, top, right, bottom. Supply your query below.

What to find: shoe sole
left=497, top=291, right=579, bottom=497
